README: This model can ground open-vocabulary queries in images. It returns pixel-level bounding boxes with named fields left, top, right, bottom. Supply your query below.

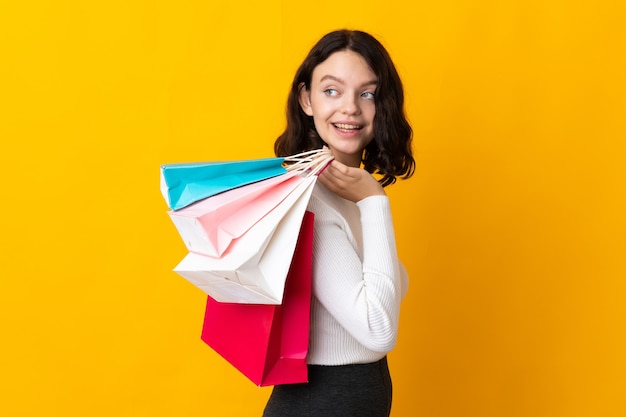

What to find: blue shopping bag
left=161, top=157, right=287, bottom=210
left=160, top=149, right=332, bottom=210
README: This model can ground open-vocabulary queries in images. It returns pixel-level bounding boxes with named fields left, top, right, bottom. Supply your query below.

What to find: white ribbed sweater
left=306, top=182, right=408, bottom=365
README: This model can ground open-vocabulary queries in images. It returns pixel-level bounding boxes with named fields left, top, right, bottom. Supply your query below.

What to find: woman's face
left=299, top=50, right=377, bottom=167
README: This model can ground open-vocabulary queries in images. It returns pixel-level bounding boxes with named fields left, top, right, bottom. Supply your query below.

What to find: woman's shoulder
left=308, top=182, right=359, bottom=220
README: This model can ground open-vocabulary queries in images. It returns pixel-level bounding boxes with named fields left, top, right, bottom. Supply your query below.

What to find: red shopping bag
left=200, top=211, right=314, bottom=386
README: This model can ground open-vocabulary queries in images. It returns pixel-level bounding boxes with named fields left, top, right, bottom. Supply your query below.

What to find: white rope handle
left=284, top=148, right=334, bottom=176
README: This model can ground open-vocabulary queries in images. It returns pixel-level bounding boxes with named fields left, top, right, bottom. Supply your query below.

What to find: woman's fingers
left=318, top=160, right=385, bottom=202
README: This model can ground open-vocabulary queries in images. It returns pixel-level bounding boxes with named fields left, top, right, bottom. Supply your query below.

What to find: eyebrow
left=319, top=74, right=378, bottom=87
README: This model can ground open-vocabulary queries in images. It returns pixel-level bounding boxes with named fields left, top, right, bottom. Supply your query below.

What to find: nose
left=341, top=94, right=361, bottom=115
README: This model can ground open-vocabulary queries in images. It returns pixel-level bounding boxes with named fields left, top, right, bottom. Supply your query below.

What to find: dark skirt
left=262, top=357, right=392, bottom=417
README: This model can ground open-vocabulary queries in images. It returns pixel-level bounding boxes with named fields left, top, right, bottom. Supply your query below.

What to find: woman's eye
left=361, top=91, right=375, bottom=100
left=324, top=88, right=339, bottom=96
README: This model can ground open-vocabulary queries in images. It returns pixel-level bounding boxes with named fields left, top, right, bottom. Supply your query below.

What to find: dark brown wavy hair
left=274, top=29, right=414, bottom=187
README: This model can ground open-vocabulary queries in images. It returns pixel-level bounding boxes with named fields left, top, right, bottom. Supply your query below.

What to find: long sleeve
left=306, top=183, right=408, bottom=365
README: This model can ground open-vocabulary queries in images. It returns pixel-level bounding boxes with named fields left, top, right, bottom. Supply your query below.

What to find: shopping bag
left=161, top=157, right=285, bottom=211
left=167, top=170, right=304, bottom=257
left=173, top=174, right=316, bottom=304
left=201, top=211, right=313, bottom=386
left=161, top=149, right=331, bottom=210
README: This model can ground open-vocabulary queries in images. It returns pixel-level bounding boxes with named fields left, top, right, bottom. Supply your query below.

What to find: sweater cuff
left=356, top=194, right=390, bottom=213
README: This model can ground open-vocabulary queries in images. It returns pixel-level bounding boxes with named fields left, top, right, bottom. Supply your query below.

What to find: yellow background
left=1, top=1, right=625, bottom=416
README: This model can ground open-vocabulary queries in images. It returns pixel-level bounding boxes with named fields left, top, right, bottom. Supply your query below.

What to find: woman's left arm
left=313, top=160, right=406, bottom=351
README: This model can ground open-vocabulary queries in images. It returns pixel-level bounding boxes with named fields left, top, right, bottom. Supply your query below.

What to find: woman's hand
left=317, top=159, right=386, bottom=202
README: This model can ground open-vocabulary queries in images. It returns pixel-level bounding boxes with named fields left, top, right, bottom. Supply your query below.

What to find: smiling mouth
left=333, top=123, right=363, bottom=132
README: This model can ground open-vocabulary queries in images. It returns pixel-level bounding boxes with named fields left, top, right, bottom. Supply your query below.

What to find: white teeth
left=334, top=123, right=361, bottom=130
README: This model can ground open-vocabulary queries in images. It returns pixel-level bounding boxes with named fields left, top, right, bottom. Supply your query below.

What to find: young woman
left=264, top=29, right=415, bottom=417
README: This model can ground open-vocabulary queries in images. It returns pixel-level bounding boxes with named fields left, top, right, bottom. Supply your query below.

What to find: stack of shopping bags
left=160, top=149, right=332, bottom=386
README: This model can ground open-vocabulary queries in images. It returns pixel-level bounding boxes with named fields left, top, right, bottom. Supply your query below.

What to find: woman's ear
left=298, top=82, right=314, bottom=116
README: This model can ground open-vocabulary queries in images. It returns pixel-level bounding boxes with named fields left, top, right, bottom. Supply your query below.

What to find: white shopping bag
left=168, top=171, right=304, bottom=257
left=173, top=175, right=316, bottom=304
